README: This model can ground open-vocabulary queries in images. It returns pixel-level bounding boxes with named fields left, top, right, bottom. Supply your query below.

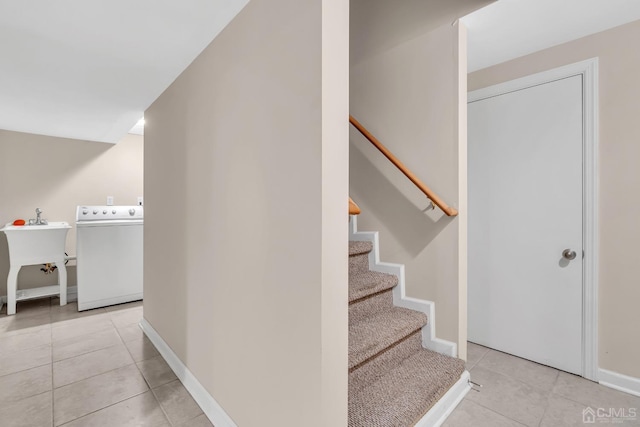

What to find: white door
left=468, top=75, right=583, bottom=375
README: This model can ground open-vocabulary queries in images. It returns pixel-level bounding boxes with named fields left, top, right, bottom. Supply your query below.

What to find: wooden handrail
left=349, top=115, right=458, bottom=217
left=349, top=197, right=361, bottom=215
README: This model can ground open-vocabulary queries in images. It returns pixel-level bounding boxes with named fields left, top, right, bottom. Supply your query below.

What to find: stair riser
left=349, top=290, right=393, bottom=326
left=349, top=331, right=423, bottom=395
left=349, top=252, right=370, bottom=274
left=347, top=239, right=465, bottom=427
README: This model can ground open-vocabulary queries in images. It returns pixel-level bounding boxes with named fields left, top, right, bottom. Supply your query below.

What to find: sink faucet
left=35, top=208, right=47, bottom=225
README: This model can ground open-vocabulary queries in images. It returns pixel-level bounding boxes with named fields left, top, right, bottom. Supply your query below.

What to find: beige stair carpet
left=348, top=241, right=465, bottom=427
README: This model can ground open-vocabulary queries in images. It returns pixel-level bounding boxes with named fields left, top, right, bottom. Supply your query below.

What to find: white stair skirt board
left=139, top=319, right=237, bottom=427
left=1, top=285, right=78, bottom=304
left=415, top=371, right=471, bottom=427
left=349, top=216, right=458, bottom=357
left=599, top=369, right=640, bottom=398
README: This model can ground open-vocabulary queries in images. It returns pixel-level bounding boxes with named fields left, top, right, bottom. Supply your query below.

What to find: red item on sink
left=12, top=219, right=25, bottom=226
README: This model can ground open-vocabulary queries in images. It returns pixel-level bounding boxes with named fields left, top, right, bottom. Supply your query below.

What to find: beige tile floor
left=445, top=342, right=640, bottom=427
left=3, top=299, right=639, bottom=427
left=0, top=298, right=212, bottom=427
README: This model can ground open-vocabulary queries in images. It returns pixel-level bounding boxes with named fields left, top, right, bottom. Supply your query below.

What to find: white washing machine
left=76, top=205, right=143, bottom=311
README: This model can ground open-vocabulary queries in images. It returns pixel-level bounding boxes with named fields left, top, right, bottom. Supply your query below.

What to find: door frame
left=468, top=58, right=599, bottom=381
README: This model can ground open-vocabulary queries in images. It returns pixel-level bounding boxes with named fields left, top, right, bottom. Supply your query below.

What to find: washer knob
left=129, top=208, right=135, bottom=216
left=82, top=209, right=88, bottom=215
left=103, top=210, right=107, bottom=214
left=112, top=210, right=117, bottom=214
left=93, top=210, right=98, bottom=214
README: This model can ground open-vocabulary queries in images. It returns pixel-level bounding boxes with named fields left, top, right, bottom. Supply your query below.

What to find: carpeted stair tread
left=349, top=270, right=398, bottom=303
left=349, top=307, right=427, bottom=369
left=348, top=289, right=394, bottom=325
left=348, top=349, right=465, bottom=427
left=349, top=241, right=373, bottom=256
left=349, top=331, right=423, bottom=395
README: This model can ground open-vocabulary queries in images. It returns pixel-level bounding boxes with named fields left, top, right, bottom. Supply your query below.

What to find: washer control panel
left=76, top=205, right=144, bottom=221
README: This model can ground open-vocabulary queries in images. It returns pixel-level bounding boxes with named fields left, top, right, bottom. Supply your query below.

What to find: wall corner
left=455, top=21, right=468, bottom=360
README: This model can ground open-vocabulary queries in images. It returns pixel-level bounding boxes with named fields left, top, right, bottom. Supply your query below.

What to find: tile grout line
left=534, top=371, right=562, bottom=427
left=471, top=346, right=491, bottom=369
left=131, top=325, right=178, bottom=426
left=176, top=412, right=207, bottom=427
left=473, top=362, right=560, bottom=395
left=51, top=326, right=115, bottom=344
left=0, top=352, right=52, bottom=379
left=53, top=313, right=150, bottom=426
left=0, top=333, right=53, bottom=357
left=49, top=315, right=141, bottom=361
left=53, top=338, right=124, bottom=364
left=0, top=390, right=54, bottom=415
left=550, top=386, right=622, bottom=410
left=468, top=348, right=556, bottom=427
left=52, top=307, right=143, bottom=388
left=53, top=355, right=137, bottom=390
left=466, top=345, right=640, bottom=425
left=126, top=307, right=179, bottom=426
left=471, top=350, right=562, bottom=395
left=54, top=389, right=150, bottom=427
left=149, top=379, right=176, bottom=426
left=52, top=314, right=149, bottom=425
left=465, top=398, right=530, bottom=426
left=0, top=299, right=147, bottom=426
left=114, top=321, right=146, bottom=344
left=535, top=392, right=554, bottom=427
left=50, top=311, right=110, bottom=329
left=549, top=371, right=635, bottom=410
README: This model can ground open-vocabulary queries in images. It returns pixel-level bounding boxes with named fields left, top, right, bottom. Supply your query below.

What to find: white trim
left=599, top=369, right=640, bottom=398
left=139, top=319, right=237, bottom=427
left=1, top=285, right=78, bottom=304
left=16, top=285, right=63, bottom=301
left=415, top=371, right=471, bottom=427
left=349, top=216, right=458, bottom=357
left=582, top=59, right=600, bottom=382
left=468, top=58, right=597, bottom=103
left=78, top=293, right=143, bottom=311
left=468, top=58, right=600, bottom=381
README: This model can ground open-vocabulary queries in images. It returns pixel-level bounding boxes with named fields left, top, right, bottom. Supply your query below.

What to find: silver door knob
left=562, top=249, right=577, bottom=260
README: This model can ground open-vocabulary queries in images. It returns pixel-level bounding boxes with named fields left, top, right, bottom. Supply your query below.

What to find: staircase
left=348, top=239, right=467, bottom=426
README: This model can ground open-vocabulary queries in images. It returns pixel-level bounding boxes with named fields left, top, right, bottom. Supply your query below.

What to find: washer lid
left=76, top=205, right=143, bottom=222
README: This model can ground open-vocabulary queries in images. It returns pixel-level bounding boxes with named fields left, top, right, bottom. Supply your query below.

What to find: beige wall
left=456, top=24, right=469, bottom=360
left=469, top=20, right=640, bottom=378
left=350, top=0, right=493, bottom=64
left=350, top=21, right=469, bottom=357
left=144, top=0, right=349, bottom=425
left=0, top=131, right=143, bottom=295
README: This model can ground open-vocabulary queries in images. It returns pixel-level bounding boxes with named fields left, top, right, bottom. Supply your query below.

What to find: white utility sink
left=1, top=221, right=71, bottom=315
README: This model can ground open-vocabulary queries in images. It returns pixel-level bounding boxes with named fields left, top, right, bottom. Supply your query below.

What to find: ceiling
left=4, top=0, right=640, bottom=143
left=0, top=0, right=248, bottom=143
left=463, top=0, right=640, bottom=72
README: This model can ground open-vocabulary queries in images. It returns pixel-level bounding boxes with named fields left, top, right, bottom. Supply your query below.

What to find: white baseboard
left=415, top=371, right=471, bottom=427
left=599, top=368, right=640, bottom=397
left=349, top=216, right=458, bottom=357
left=139, top=319, right=237, bottom=427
